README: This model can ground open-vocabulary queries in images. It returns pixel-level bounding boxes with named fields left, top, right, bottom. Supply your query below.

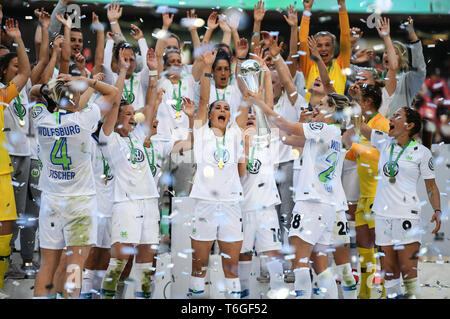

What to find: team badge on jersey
left=13, top=102, right=27, bottom=118
left=123, top=92, right=135, bottom=104
left=382, top=162, right=399, bottom=177
left=428, top=157, right=434, bottom=171
left=247, top=159, right=262, bottom=174
left=32, top=105, right=44, bottom=118
left=309, top=122, right=324, bottom=131
left=213, top=149, right=230, bottom=164
left=130, top=149, right=145, bottom=163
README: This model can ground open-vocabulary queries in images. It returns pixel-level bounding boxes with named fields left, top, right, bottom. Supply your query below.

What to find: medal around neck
left=389, top=177, right=396, bottom=184
left=19, top=119, right=25, bottom=127
left=239, top=59, right=271, bottom=136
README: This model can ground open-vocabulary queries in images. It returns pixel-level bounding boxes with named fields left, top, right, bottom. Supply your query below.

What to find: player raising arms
left=32, top=73, right=117, bottom=298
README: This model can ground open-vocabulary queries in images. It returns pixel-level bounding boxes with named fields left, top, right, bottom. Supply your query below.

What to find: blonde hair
left=47, top=79, right=74, bottom=107
left=393, top=41, right=409, bottom=72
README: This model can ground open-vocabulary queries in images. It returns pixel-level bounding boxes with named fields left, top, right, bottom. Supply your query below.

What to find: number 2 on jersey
left=50, top=137, right=72, bottom=170
left=318, top=151, right=338, bottom=183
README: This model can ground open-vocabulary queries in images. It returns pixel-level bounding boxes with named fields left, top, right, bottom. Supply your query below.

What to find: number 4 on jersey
left=51, top=137, right=72, bottom=170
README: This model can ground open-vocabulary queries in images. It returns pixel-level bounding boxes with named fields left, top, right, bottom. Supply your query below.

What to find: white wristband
left=272, top=54, right=281, bottom=61
left=149, top=70, right=158, bottom=77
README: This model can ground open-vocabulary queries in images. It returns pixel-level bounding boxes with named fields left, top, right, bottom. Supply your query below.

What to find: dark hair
left=39, top=84, right=57, bottom=113
left=403, top=106, right=422, bottom=138
left=207, top=100, right=230, bottom=128
left=212, top=49, right=231, bottom=70
left=163, top=49, right=181, bottom=66
left=361, top=84, right=382, bottom=110
left=70, top=28, right=83, bottom=34
left=215, top=43, right=234, bottom=58
left=0, top=52, right=17, bottom=83
left=113, top=42, right=136, bottom=60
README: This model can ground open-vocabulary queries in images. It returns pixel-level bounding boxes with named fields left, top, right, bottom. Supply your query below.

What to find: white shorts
left=375, top=215, right=422, bottom=246
left=95, top=216, right=112, bottom=249
left=288, top=200, right=336, bottom=246
left=190, top=200, right=243, bottom=242
left=241, top=206, right=282, bottom=254
left=332, top=210, right=350, bottom=246
left=39, top=193, right=97, bottom=250
left=342, top=159, right=360, bottom=204
left=111, top=198, right=160, bottom=245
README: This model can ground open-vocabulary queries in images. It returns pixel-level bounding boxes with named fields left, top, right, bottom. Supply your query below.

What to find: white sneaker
left=0, top=289, right=10, bottom=299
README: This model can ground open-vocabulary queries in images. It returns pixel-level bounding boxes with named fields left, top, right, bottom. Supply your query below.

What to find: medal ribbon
left=389, top=139, right=412, bottom=180
left=14, top=95, right=24, bottom=121
left=247, top=144, right=256, bottom=171
left=143, top=141, right=155, bottom=174
left=173, top=80, right=182, bottom=118
left=215, top=135, right=226, bottom=167
left=127, top=135, right=137, bottom=164
left=123, top=73, right=135, bottom=104
left=215, top=85, right=227, bottom=101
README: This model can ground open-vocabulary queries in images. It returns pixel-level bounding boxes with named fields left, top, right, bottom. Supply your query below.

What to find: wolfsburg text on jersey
left=38, top=125, right=81, bottom=137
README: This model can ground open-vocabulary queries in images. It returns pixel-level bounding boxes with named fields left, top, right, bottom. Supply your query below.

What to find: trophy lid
left=239, top=59, right=261, bottom=76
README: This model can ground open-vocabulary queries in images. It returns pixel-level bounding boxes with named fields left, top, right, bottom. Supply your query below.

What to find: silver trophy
left=238, top=59, right=271, bottom=136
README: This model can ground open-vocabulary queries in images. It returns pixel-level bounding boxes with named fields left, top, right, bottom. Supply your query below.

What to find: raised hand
left=219, top=18, right=231, bottom=33
left=403, top=16, right=418, bottom=42
left=5, top=18, right=21, bottom=40
left=376, top=17, right=390, bottom=38
left=181, top=97, right=195, bottom=118
left=254, top=0, right=266, bottom=22
left=35, top=8, right=51, bottom=29
left=235, top=37, right=249, bottom=59
left=307, top=35, right=320, bottom=59
left=250, top=45, right=268, bottom=68
left=283, top=4, right=298, bottom=27
left=92, top=72, right=106, bottom=82
left=348, top=83, right=361, bottom=100
left=265, top=33, right=283, bottom=58
left=107, top=1, right=122, bottom=22
left=186, top=9, right=198, bottom=31
left=146, top=48, right=158, bottom=70
left=118, top=48, right=130, bottom=72
left=130, top=24, right=144, bottom=41
left=92, top=12, right=104, bottom=31
left=162, top=11, right=174, bottom=30
left=207, top=11, right=219, bottom=30
left=350, top=27, right=363, bottom=46
left=201, top=50, right=218, bottom=66
left=52, top=35, right=64, bottom=52
left=352, top=49, right=375, bottom=64
left=55, top=13, right=72, bottom=29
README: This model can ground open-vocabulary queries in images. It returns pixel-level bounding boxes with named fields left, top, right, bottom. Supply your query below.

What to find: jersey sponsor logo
left=309, top=122, right=324, bottom=131
left=13, top=102, right=27, bottom=118
left=428, top=157, right=434, bottom=171
left=31, top=168, right=40, bottom=178
left=382, top=162, right=399, bottom=177
left=247, top=159, right=262, bottom=174
left=32, top=105, right=44, bottom=118
left=213, top=149, right=230, bottom=164
left=131, top=149, right=145, bottom=163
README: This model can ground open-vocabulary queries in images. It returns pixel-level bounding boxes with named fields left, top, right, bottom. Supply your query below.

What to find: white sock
left=266, top=259, right=284, bottom=290
left=385, top=278, right=403, bottom=299
left=188, top=276, right=206, bottom=299
left=335, top=263, right=357, bottom=299
left=317, top=268, right=338, bottom=299
left=238, top=261, right=252, bottom=299
left=80, top=268, right=96, bottom=299
left=225, top=277, right=241, bottom=299
left=93, top=270, right=105, bottom=298
left=348, top=221, right=360, bottom=283
left=294, top=267, right=311, bottom=299
left=134, top=262, right=153, bottom=299
left=403, top=277, right=420, bottom=299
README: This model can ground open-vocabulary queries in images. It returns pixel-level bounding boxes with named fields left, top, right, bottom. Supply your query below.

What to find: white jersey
left=145, top=134, right=174, bottom=186
left=189, top=123, right=244, bottom=202
left=91, top=135, right=114, bottom=217
left=240, top=134, right=281, bottom=212
left=273, top=92, right=307, bottom=163
left=115, top=71, right=147, bottom=111
left=2, top=80, right=32, bottom=156
left=378, top=87, right=395, bottom=119
left=99, top=123, right=159, bottom=202
left=294, top=122, right=343, bottom=205
left=28, top=101, right=40, bottom=160
left=156, top=73, right=198, bottom=140
left=370, top=130, right=435, bottom=219
left=335, top=149, right=349, bottom=212
left=32, top=103, right=100, bottom=196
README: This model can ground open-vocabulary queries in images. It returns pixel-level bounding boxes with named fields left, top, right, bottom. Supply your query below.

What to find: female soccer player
left=249, top=90, right=351, bottom=299
left=187, top=50, right=248, bottom=299
left=32, top=73, right=117, bottom=298
left=353, top=107, right=441, bottom=299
